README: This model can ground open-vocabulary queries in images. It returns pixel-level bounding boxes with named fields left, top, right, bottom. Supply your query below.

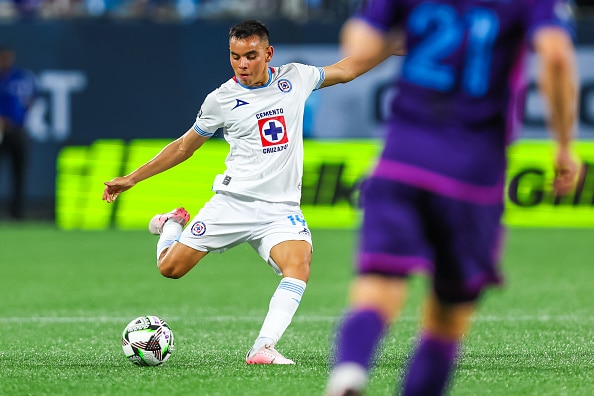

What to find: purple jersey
left=357, top=0, right=575, bottom=198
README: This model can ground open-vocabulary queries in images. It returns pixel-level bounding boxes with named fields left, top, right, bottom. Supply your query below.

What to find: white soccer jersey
left=192, top=63, right=325, bottom=204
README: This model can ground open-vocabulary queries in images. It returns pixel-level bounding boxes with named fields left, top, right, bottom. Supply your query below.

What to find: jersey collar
left=233, top=67, right=274, bottom=90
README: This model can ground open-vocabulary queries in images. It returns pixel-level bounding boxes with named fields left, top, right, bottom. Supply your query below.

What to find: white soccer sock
left=156, top=222, right=183, bottom=260
left=251, top=277, right=307, bottom=351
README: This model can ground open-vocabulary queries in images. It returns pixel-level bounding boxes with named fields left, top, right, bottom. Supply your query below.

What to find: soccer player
left=325, top=0, right=579, bottom=395
left=102, top=20, right=401, bottom=365
left=0, top=45, right=37, bottom=220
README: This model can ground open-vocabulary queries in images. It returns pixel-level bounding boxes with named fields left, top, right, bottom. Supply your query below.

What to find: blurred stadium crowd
left=0, top=0, right=358, bottom=22
left=0, top=0, right=592, bottom=24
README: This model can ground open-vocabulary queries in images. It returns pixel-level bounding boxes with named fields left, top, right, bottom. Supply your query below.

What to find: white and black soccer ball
left=122, top=315, right=175, bottom=366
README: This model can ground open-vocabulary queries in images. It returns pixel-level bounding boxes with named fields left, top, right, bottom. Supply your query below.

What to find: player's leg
left=400, top=295, right=475, bottom=396
left=325, top=274, right=408, bottom=396
left=148, top=207, right=208, bottom=278
left=5, top=129, right=26, bottom=219
left=269, top=239, right=312, bottom=281
left=400, top=193, right=504, bottom=396
left=158, top=241, right=209, bottom=279
left=246, top=239, right=312, bottom=364
left=326, top=179, right=429, bottom=395
left=246, top=203, right=313, bottom=364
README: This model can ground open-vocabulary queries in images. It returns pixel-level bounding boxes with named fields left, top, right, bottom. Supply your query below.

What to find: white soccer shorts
left=178, top=191, right=313, bottom=275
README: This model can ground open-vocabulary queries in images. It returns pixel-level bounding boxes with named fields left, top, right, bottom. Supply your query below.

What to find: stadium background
left=1, top=1, right=594, bottom=227
left=2, top=3, right=594, bottom=396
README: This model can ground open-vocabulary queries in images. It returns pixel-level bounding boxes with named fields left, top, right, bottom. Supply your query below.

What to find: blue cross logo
left=264, top=121, right=284, bottom=141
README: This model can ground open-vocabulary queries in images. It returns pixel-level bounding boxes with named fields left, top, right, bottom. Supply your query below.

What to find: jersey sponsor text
left=256, top=108, right=284, bottom=119
left=263, top=143, right=289, bottom=154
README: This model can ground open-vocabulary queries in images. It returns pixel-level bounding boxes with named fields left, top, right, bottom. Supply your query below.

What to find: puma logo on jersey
left=232, top=99, right=249, bottom=110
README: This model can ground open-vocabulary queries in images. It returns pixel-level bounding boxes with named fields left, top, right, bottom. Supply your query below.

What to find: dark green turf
left=1, top=224, right=593, bottom=395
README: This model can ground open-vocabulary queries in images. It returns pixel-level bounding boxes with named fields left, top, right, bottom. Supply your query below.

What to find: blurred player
left=102, top=20, right=400, bottom=365
left=325, top=0, right=579, bottom=394
left=0, top=45, right=37, bottom=220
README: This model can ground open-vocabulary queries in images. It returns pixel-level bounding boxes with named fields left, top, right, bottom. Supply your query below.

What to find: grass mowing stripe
left=3, top=314, right=594, bottom=323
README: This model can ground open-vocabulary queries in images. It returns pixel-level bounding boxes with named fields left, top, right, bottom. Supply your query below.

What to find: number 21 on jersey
left=402, top=3, right=500, bottom=97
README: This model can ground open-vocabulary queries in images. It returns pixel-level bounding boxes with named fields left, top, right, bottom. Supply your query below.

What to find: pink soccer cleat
left=148, top=207, right=191, bottom=235
left=245, top=344, right=295, bottom=365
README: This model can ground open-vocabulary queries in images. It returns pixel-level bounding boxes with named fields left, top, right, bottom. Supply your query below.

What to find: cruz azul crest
left=258, top=115, right=289, bottom=147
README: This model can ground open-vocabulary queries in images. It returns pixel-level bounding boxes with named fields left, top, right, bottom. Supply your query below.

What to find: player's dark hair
left=229, top=20, right=270, bottom=45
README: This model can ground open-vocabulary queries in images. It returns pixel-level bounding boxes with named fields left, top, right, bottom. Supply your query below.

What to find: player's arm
left=533, top=26, right=579, bottom=194
left=320, top=19, right=405, bottom=88
left=102, top=128, right=209, bottom=203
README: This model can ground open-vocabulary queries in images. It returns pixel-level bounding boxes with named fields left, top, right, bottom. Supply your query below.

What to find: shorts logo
left=191, top=221, right=206, bottom=236
left=299, top=227, right=311, bottom=236
left=258, top=115, right=289, bottom=147
left=277, top=79, right=292, bottom=93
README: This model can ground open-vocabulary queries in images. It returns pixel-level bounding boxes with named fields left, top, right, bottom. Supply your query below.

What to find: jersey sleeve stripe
left=314, top=67, right=325, bottom=90
left=193, top=124, right=215, bottom=137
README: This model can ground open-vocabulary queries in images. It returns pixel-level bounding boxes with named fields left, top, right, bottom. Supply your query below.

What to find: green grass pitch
left=1, top=224, right=593, bottom=395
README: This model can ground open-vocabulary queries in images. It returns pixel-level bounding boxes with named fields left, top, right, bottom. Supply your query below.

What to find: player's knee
left=283, top=258, right=311, bottom=281
left=297, top=261, right=311, bottom=281
left=270, top=242, right=312, bottom=281
left=158, top=260, right=185, bottom=279
left=424, top=295, right=476, bottom=339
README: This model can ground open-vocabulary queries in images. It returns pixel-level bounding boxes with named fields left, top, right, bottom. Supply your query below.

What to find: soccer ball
left=122, top=315, right=175, bottom=366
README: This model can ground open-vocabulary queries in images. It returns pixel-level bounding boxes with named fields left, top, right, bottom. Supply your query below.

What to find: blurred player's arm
left=533, top=26, right=579, bottom=194
left=102, top=129, right=209, bottom=203
left=320, top=19, right=405, bottom=88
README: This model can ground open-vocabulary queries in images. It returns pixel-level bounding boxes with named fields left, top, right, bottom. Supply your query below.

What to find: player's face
left=229, top=35, right=273, bottom=87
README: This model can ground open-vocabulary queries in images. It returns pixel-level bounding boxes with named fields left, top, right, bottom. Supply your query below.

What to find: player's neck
left=252, top=67, right=272, bottom=87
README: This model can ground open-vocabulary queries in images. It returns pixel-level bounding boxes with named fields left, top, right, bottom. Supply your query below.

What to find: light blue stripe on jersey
left=278, top=279, right=306, bottom=296
left=193, top=123, right=215, bottom=137
left=314, top=67, right=325, bottom=90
